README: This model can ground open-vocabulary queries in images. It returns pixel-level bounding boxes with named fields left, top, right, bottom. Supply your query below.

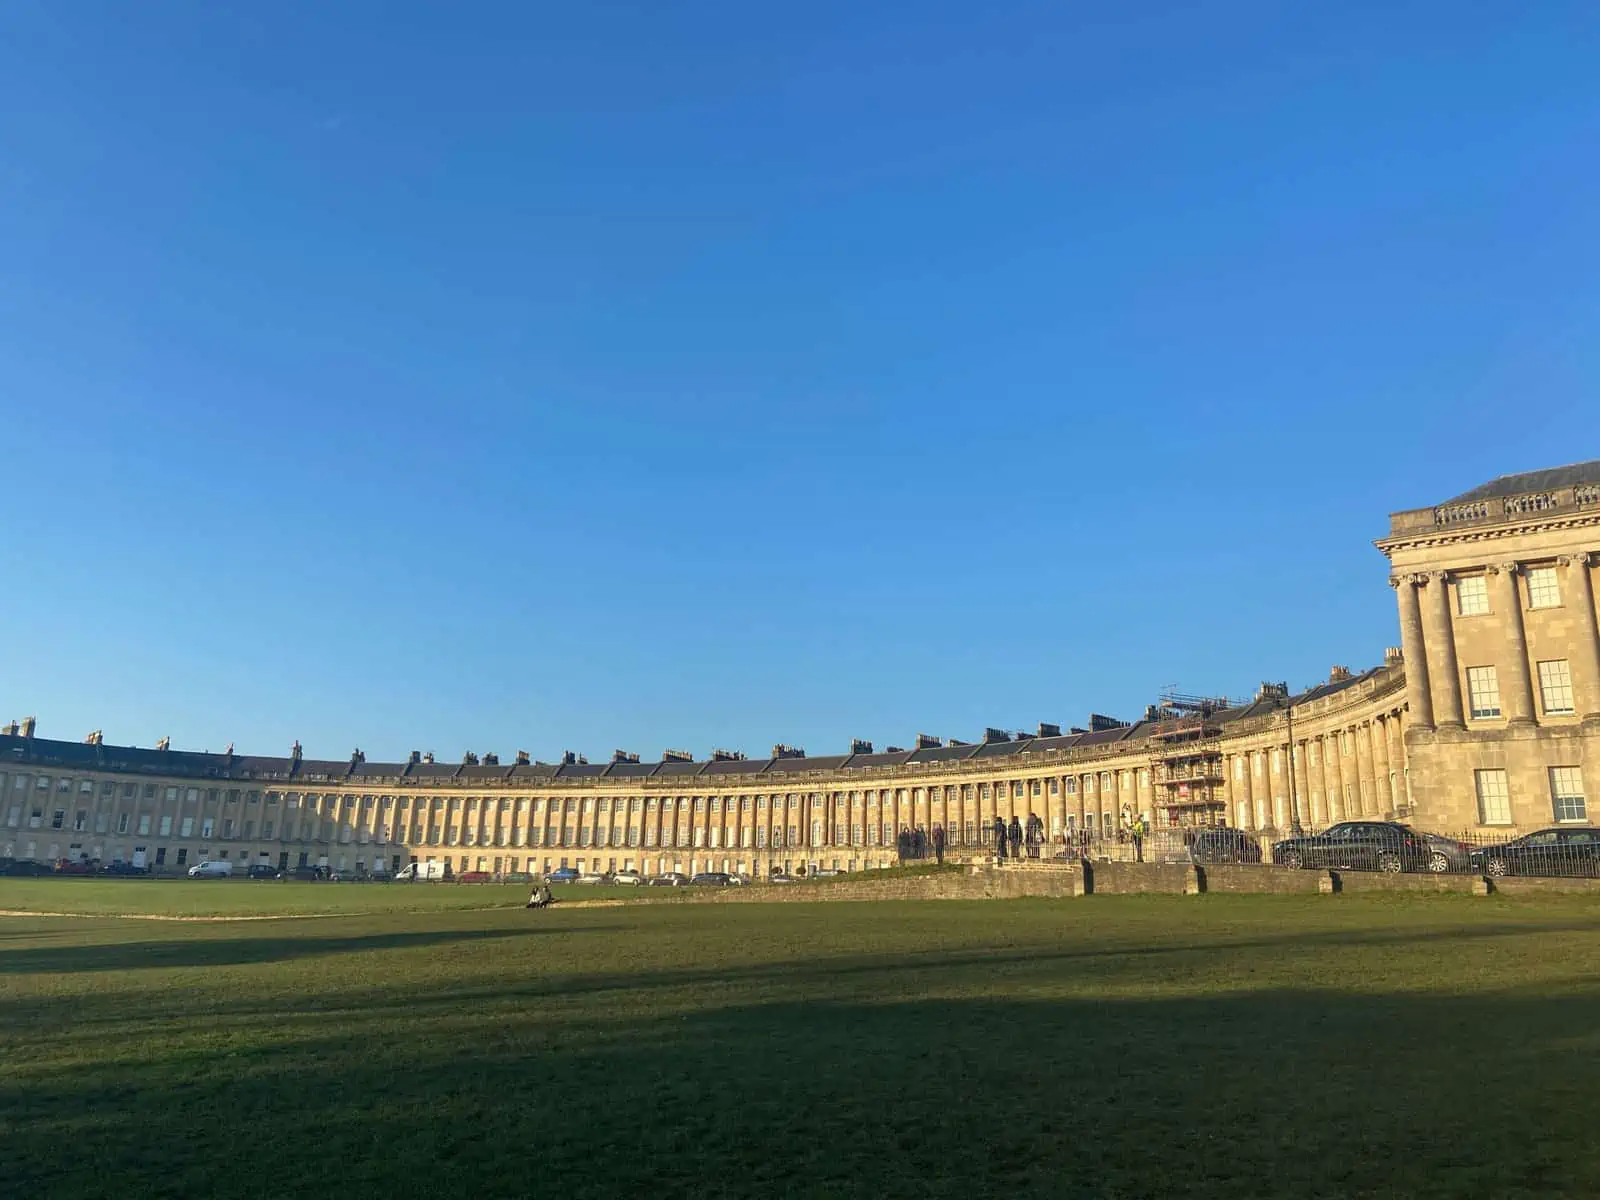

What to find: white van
left=187, top=860, right=233, bottom=879
left=393, top=860, right=448, bottom=882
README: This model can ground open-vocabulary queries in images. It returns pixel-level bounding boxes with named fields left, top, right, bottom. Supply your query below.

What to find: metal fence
left=956, top=822, right=1600, bottom=879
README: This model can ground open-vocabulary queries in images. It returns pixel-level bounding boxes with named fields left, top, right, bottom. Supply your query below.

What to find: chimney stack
left=20, top=716, right=37, bottom=738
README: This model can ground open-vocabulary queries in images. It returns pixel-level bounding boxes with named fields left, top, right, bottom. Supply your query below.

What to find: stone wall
left=648, top=861, right=1600, bottom=902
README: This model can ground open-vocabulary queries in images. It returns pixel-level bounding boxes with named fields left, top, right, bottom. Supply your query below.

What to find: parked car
left=277, top=866, right=325, bottom=882
left=690, top=872, right=730, bottom=886
left=2, top=859, right=53, bottom=877
left=1271, top=821, right=1430, bottom=873
left=1183, top=827, right=1263, bottom=865
left=610, top=870, right=645, bottom=886
left=726, top=872, right=749, bottom=886
left=647, top=872, right=689, bottom=887
left=246, top=864, right=278, bottom=880
left=186, top=860, right=234, bottom=879
left=546, top=867, right=581, bottom=884
left=53, top=858, right=100, bottom=875
left=575, top=871, right=606, bottom=884
left=101, top=860, right=149, bottom=877
left=1420, top=832, right=1475, bottom=874
left=1469, top=827, right=1600, bottom=877
left=456, top=870, right=492, bottom=883
left=768, top=871, right=797, bottom=884
left=813, top=868, right=843, bottom=878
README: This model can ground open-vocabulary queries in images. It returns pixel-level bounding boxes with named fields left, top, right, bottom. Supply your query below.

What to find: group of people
left=525, top=879, right=554, bottom=909
left=991, top=813, right=1048, bottom=860
left=896, top=824, right=949, bottom=865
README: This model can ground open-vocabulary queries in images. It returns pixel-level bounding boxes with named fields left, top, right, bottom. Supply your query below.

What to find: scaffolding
left=1148, top=690, right=1245, bottom=828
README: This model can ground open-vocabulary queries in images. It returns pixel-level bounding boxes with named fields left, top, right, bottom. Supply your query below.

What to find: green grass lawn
left=4, top=885, right=1600, bottom=1198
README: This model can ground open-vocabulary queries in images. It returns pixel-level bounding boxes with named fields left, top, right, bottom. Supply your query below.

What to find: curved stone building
left=2, top=462, right=1596, bottom=877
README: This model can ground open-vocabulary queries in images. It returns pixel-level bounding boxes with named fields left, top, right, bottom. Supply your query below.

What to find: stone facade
left=1379, top=464, right=1600, bottom=831
left=2, top=463, right=1597, bottom=876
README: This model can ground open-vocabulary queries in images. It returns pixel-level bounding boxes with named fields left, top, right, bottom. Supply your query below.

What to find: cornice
left=1376, top=509, right=1600, bottom=557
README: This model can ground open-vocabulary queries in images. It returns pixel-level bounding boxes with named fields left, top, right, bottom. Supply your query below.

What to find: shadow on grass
left=0, top=926, right=575, bottom=974
left=5, top=985, right=1600, bottom=1199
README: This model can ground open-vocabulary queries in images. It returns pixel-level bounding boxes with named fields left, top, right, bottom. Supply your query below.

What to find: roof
left=1445, top=460, right=1600, bottom=504
left=0, top=670, right=1398, bottom=789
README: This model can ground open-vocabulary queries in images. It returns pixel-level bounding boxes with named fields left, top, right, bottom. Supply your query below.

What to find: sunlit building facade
left=3, top=462, right=1597, bottom=875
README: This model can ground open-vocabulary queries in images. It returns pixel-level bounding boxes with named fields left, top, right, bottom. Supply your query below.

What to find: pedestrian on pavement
left=1007, top=815, right=1023, bottom=861
left=992, top=815, right=1008, bottom=860
left=933, top=823, right=947, bottom=865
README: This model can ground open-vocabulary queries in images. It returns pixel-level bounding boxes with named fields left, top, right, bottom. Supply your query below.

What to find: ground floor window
left=1551, top=767, right=1587, bottom=822
left=1475, top=769, right=1512, bottom=825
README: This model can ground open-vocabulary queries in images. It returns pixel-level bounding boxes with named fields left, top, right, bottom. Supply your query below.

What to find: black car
left=277, top=866, right=326, bottom=881
left=2, top=859, right=54, bottom=877
left=1469, top=827, right=1600, bottom=878
left=1271, top=821, right=1430, bottom=873
left=1184, top=827, right=1263, bottom=865
left=101, top=860, right=150, bottom=876
left=689, top=872, right=730, bottom=886
left=246, top=864, right=278, bottom=880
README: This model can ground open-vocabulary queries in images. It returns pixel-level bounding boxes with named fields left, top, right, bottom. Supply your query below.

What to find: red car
left=456, top=870, right=492, bottom=883
left=53, top=858, right=99, bottom=875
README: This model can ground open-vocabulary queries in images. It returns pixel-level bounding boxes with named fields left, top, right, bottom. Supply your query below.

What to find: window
left=1456, top=575, right=1489, bottom=616
left=1538, top=660, right=1576, bottom=715
left=1527, top=566, right=1560, bottom=609
left=117, top=813, right=130, bottom=834
left=1475, top=769, right=1511, bottom=825
left=180, top=817, right=194, bottom=837
left=1467, top=666, right=1502, bottom=719
left=50, top=810, right=65, bottom=829
left=159, top=816, right=173, bottom=836
left=1551, top=767, right=1587, bottom=822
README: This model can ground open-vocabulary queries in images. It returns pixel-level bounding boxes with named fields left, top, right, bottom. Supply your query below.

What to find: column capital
left=1487, top=560, right=1522, bottom=576
left=1424, top=569, right=1451, bottom=584
left=1559, top=552, right=1594, bottom=569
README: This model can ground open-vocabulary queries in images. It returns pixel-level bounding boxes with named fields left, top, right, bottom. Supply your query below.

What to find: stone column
left=1424, top=571, right=1466, bottom=728
left=1352, top=724, right=1374, bottom=816
left=1371, top=718, right=1394, bottom=816
left=1393, top=574, right=1435, bottom=729
left=1489, top=562, right=1536, bottom=726
left=1234, top=755, right=1254, bottom=829
left=1250, top=754, right=1268, bottom=830
left=1292, top=740, right=1312, bottom=829
left=1310, top=738, right=1330, bottom=826
left=1562, top=553, right=1600, bottom=722
left=1326, top=731, right=1349, bottom=818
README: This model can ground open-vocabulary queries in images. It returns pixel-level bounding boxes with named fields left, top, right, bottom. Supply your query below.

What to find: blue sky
left=3, top=2, right=1597, bottom=762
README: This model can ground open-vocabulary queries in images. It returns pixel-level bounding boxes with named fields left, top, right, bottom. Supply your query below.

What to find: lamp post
left=1285, top=693, right=1304, bottom=835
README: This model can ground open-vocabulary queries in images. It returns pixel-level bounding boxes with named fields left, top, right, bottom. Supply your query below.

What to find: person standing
left=992, top=815, right=1008, bottom=860
left=932, top=823, right=947, bottom=866
left=1007, top=815, right=1023, bottom=861
left=1131, top=813, right=1147, bottom=864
